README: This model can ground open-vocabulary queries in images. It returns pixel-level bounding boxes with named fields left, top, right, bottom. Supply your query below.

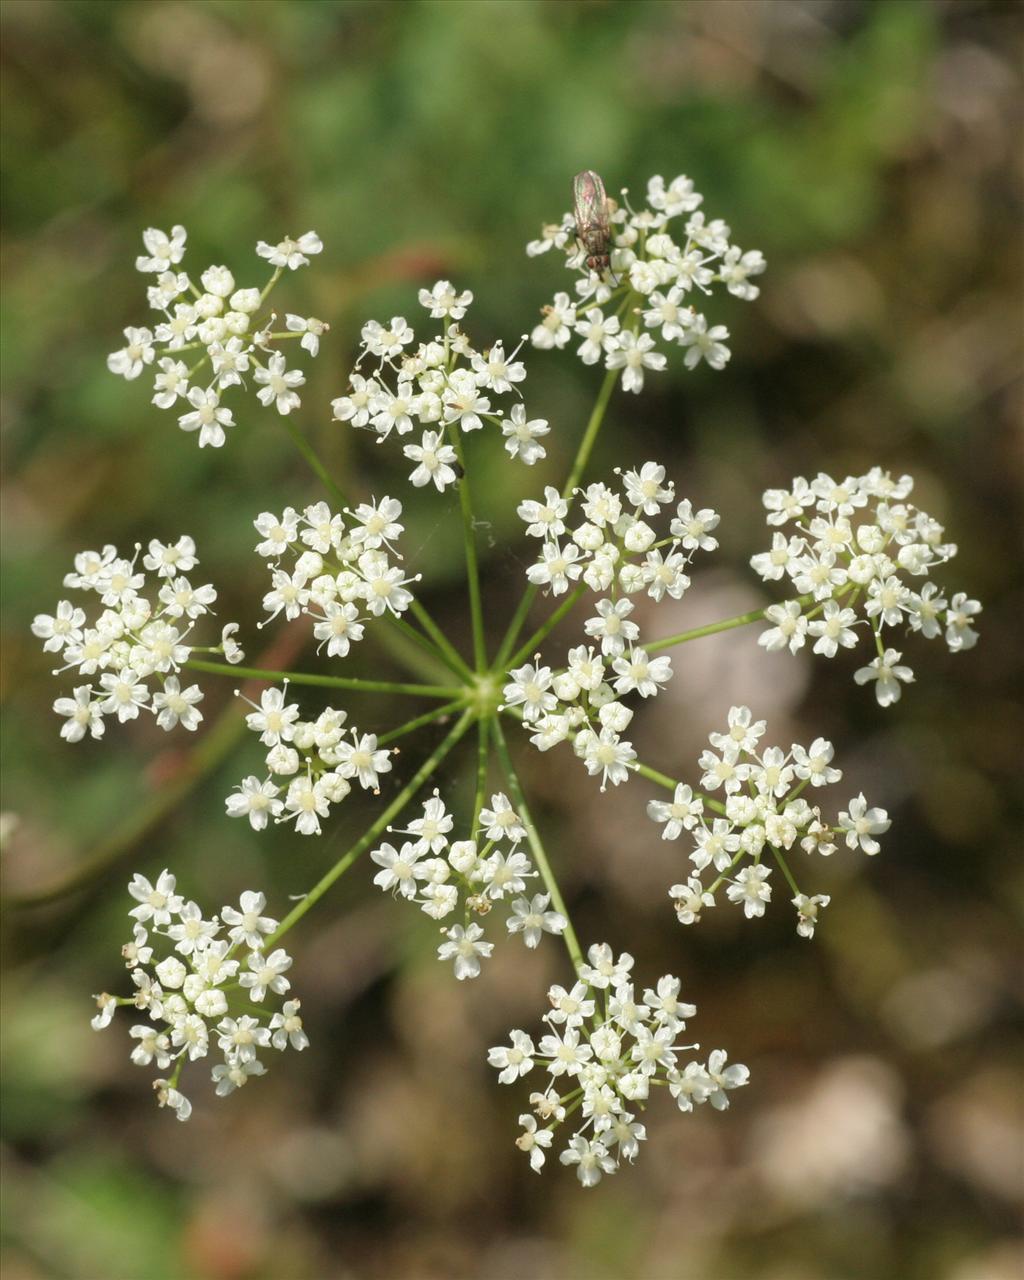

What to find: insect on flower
left=572, top=170, right=614, bottom=277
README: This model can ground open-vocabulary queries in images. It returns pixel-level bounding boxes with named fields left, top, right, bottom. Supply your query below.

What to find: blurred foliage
left=1, top=2, right=1022, bottom=1278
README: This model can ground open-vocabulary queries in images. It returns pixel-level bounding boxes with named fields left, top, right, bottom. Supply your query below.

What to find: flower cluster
left=505, top=464, right=720, bottom=788
left=331, top=280, right=549, bottom=486
left=252, top=498, right=414, bottom=644
left=91, top=871, right=306, bottom=1121
left=527, top=174, right=764, bottom=389
left=489, top=944, right=748, bottom=1184
left=107, top=226, right=324, bottom=447
left=226, top=686, right=392, bottom=836
left=53, top=171, right=984, bottom=1183
left=751, top=469, right=981, bottom=706
left=33, top=538, right=242, bottom=744
left=649, top=706, right=891, bottom=937
left=371, top=791, right=567, bottom=979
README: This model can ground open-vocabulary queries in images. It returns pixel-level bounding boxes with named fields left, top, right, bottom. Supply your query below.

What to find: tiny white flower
left=792, top=738, right=841, bottom=787
left=153, top=1079, right=192, bottom=1121
left=221, top=890, right=278, bottom=948
left=54, top=686, right=104, bottom=743
left=671, top=499, right=720, bottom=551
left=418, top=279, right=473, bottom=320
left=647, top=784, right=703, bottom=841
left=808, top=601, right=859, bottom=657
left=854, top=648, right=914, bottom=707
left=759, top=601, right=809, bottom=654
left=269, top=1000, right=310, bottom=1051
left=503, top=662, right=557, bottom=723
left=371, top=841, right=424, bottom=899
left=515, top=1114, right=553, bottom=1172
left=107, top=327, right=155, bottom=380
left=152, top=676, right=203, bottom=732
left=579, top=943, right=634, bottom=991
left=285, top=312, right=328, bottom=356
left=679, top=316, right=730, bottom=370
left=225, top=776, right=282, bottom=831
left=135, top=225, right=187, bottom=273
left=605, top=331, right=666, bottom=394
left=725, top=864, right=772, bottom=918
left=438, top=922, right=493, bottom=981
left=239, top=947, right=293, bottom=1002
left=506, top=893, right=567, bottom=949
left=837, top=793, right=890, bottom=855
left=488, top=1030, right=536, bottom=1083
left=559, top=1135, right=616, bottom=1188
left=584, top=597, right=639, bottom=658
left=478, top=793, right=526, bottom=843
left=91, top=992, right=118, bottom=1031
left=177, top=386, right=234, bottom=448
left=670, top=877, right=715, bottom=925
left=945, top=593, right=981, bottom=652
left=212, top=1057, right=267, bottom=1096
left=792, top=893, right=830, bottom=939
left=706, top=1049, right=750, bottom=1109
left=254, top=352, right=304, bottom=416
left=255, top=231, right=323, bottom=270
left=502, top=403, right=549, bottom=465
left=531, top=292, right=576, bottom=350
left=403, top=430, right=458, bottom=491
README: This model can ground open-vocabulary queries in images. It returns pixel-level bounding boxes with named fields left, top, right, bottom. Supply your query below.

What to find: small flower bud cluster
left=34, top=538, right=242, bottom=744
left=107, top=225, right=325, bottom=448
left=370, top=792, right=567, bottom=980
left=506, top=466, right=720, bottom=789
left=91, top=872, right=306, bottom=1122
left=252, top=497, right=414, bottom=643
left=227, top=688, right=392, bottom=836
left=489, top=943, right=748, bottom=1184
left=331, top=280, right=550, bottom=487
left=528, top=173, right=764, bottom=390
left=651, top=706, right=891, bottom=938
left=752, top=469, right=981, bottom=706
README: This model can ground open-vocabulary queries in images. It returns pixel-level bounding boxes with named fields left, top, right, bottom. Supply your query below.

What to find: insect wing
left=573, top=170, right=610, bottom=241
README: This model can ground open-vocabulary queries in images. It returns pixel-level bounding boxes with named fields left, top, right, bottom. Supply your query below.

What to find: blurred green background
left=2, top=1, right=1022, bottom=1278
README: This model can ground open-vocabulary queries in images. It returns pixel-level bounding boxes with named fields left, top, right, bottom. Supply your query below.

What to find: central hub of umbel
left=469, top=672, right=501, bottom=718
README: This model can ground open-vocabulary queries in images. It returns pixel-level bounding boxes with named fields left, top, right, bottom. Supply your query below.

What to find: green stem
left=494, top=364, right=618, bottom=669
left=783, top=777, right=811, bottom=806
left=708, top=847, right=747, bottom=896
left=770, top=845, right=802, bottom=899
left=185, top=657, right=459, bottom=699
left=365, top=617, right=453, bottom=685
left=505, top=583, right=586, bottom=671
left=449, top=429, right=487, bottom=671
left=281, top=417, right=347, bottom=508
left=645, top=605, right=774, bottom=654
left=563, top=362, right=619, bottom=497
left=378, top=698, right=467, bottom=746
left=259, top=265, right=284, bottom=305
left=383, top=611, right=470, bottom=681
left=270, top=709, right=475, bottom=944
left=408, top=599, right=474, bottom=681
left=472, top=715, right=491, bottom=831
left=492, top=719, right=583, bottom=971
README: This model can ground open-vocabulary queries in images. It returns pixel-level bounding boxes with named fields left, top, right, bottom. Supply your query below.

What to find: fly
left=572, top=170, right=613, bottom=277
